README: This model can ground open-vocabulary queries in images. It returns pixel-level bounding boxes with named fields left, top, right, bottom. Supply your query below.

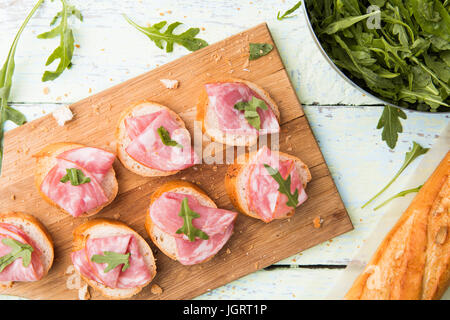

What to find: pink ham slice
left=205, top=82, right=280, bottom=135
left=40, top=147, right=115, bottom=218
left=247, top=146, right=307, bottom=222
left=71, top=235, right=152, bottom=289
left=0, top=223, right=44, bottom=282
left=125, top=109, right=198, bottom=172
left=149, top=192, right=237, bottom=265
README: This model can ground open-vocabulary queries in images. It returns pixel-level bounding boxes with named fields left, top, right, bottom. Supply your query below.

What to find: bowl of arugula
left=303, top=0, right=450, bottom=113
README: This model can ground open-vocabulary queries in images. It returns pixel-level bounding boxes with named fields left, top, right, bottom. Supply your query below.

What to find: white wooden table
left=0, top=0, right=448, bottom=300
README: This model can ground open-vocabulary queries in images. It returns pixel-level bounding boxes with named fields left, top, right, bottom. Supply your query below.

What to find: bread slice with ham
left=116, top=101, right=198, bottom=177
left=72, top=219, right=156, bottom=299
left=0, top=212, right=54, bottom=288
left=196, top=78, right=281, bottom=147
left=146, top=181, right=238, bottom=265
left=225, top=146, right=311, bottom=223
left=34, top=142, right=118, bottom=218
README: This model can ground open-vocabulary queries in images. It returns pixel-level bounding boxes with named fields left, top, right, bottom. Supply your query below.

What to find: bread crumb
left=92, top=104, right=100, bottom=115
left=0, top=281, right=13, bottom=289
left=226, top=248, right=231, bottom=254
left=65, top=265, right=75, bottom=275
left=52, top=105, right=73, bottom=126
left=160, top=79, right=179, bottom=89
left=78, top=283, right=90, bottom=300
left=151, top=284, right=163, bottom=295
left=113, top=213, right=121, bottom=220
left=66, top=272, right=81, bottom=290
left=10, top=194, right=15, bottom=201
left=43, top=87, right=49, bottom=95
left=254, top=262, right=259, bottom=269
left=75, top=44, right=80, bottom=48
left=88, top=88, right=92, bottom=93
left=313, top=216, right=323, bottom=229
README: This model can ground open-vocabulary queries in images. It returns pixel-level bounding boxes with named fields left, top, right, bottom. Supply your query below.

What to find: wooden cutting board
left=0, top=23, right=352, bottom=300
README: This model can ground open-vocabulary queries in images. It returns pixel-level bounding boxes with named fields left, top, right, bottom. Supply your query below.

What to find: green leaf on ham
left=263, top=164, right=299, bottom=209
left=0, top=238, right=34, bottom=272
left=175, top=198, right=209, bottom=242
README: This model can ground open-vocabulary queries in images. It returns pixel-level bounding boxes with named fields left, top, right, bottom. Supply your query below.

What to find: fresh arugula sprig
left=264, top=164, right=299, bottom=208
left=234, top=96, right=268, bottom=130
left=60, top=168, right=91, bottom=186
left=0, top=238, right=34, bottom=272
left=362, top=141, right=429, bottom=209
left=176, top=198, right=209, bottom=242
left=37, top=0, right=83, bottom=82
left=377, top=106, right=407, bottom=149
left=249, top=43, right=273, bottom=61
left=277, top=1, right=302, bottom=21
left=0, top=0, right=44, bottom=174
left=91, top=251, right=130, bottom=273
left=123, top=15, right=208, bottom=53
left=374, top=185, right=422, bottom=211
left=157, top=126, right=183, bottom=148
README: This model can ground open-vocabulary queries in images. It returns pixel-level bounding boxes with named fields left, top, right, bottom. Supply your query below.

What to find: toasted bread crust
left=146, top=180, right=228, bottom=265
left=116, top=100, right=187, bottom=177
left=72, top=218, right=156, bottom=299
left=0, top=212, right=54, bottom=280
left=196, top=78, right=281, bottom=147
left=34, top=142, right=118, bottom=218
left=225, top=150, right=311, bottom=222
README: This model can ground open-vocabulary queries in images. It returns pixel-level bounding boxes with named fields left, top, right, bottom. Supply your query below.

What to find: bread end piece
left=72, top=218, right=156, bottom=299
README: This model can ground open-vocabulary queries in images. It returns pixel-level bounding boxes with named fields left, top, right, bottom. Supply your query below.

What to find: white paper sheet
left=328, top=123, right=450, bottom=300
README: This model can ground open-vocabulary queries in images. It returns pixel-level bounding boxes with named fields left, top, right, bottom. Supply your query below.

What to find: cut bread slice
left=116, top=100, right=189, bottom=177
left=225, top=150, right=311, bottom=222
left=34, top=142, right=118, bottom=218
left=196, top=78, right=281, bottom=147
left=0, top=212, right=54, bottom=287
left=72, top=218, right=156, bottom=299
left=146, top=180, right=228, bottom=264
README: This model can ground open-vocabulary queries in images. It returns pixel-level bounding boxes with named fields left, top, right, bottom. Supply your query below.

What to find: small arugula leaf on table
left=362, top=141, right=429, bottom=209
left=0, top=238, right=34, bottom=272
left=176, top=198, right=209, bottom=242
left=123, top=15, right=208, bottom=53
left=37, top=0, right=83, bottom=82
left=157, top=126, right=183, bottom=148
left=60, top=168, right=91, bottom=186
left=234, top=96, right=268, bottom=130
left=91, top=251, right=130, bottom=273
left=374, top=185, right=423, bottom=211
left=377, top=106, right=407, bottom=150
left=277, top=1, right=302, bottom=21
left=0, top=0, right=44, bottom=174
left=263, top=164, right=299, bottom=209
left=249, top=43, right=273, bottom=60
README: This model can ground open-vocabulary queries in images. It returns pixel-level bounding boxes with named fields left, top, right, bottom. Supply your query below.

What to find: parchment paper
left=327, top=123, right=450, bottom=300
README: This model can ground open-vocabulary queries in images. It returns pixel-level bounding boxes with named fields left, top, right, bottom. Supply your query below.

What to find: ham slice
left=40, top=147, right=115, bottom=217
left=0, top=223, right=44, bottom=282
left=205, top=82, right=279, bottom=135
left=71, top=235, right=151, bottom=289
left=246, top=146, right=307, bottom=222
left=125, top=109, right=198, bottom=172
left=149, top=192, right=237, bottom=265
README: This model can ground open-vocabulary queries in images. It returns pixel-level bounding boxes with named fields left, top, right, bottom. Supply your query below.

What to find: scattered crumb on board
left=151, top=284, right=163, bottom=295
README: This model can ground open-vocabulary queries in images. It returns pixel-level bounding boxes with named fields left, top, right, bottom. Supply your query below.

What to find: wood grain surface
left=0, top=23, right=352, bottom=300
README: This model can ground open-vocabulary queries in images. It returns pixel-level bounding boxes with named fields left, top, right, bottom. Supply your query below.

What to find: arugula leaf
left=322, top=10, right=381, bottom=35
left=50, top=3, right=83, bottom=26
left=376, top=106, right=407, bottom=149
left=374, top=185, right=422, bottom=211
left=176, top=198, right=209, bottom=242
left=123, top=15, right=208, bottom=53
left=362, top=141, right=429, bottom=208
left=234, top=96, right=268, bottom=130
left=60, top=168, right=91, bottom=186
left=91, top=251, right=130, bottom=273
left=277, top=1, right=302, bottom=20
left=0, top=0, right=44, bottom=174
left=249, top=43, right=274, bottom=60
left=263, top=164, right=299, bottom=208
left=37, top=0, right=82, bottom=82
left=157, top=126, right=183, bottom=148
left=0, top=238, right=34, bottom=272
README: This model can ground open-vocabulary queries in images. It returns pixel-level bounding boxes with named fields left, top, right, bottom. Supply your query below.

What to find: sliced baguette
left=146, top=180, right=227, bottom=264
left=72, top=218, right=156, bottom=299
left=225, top=150, right=311, bottom=222
left=34, top=142, right=118, bottom=218
left=0, top=212, right=54, bottom=287
left=196, top=78, right=281, bottom=147
left=116, top=100, right=188, bottom=177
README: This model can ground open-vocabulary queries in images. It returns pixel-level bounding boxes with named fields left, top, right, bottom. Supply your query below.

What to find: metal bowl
left=302, top=2, right=449, bottom=114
